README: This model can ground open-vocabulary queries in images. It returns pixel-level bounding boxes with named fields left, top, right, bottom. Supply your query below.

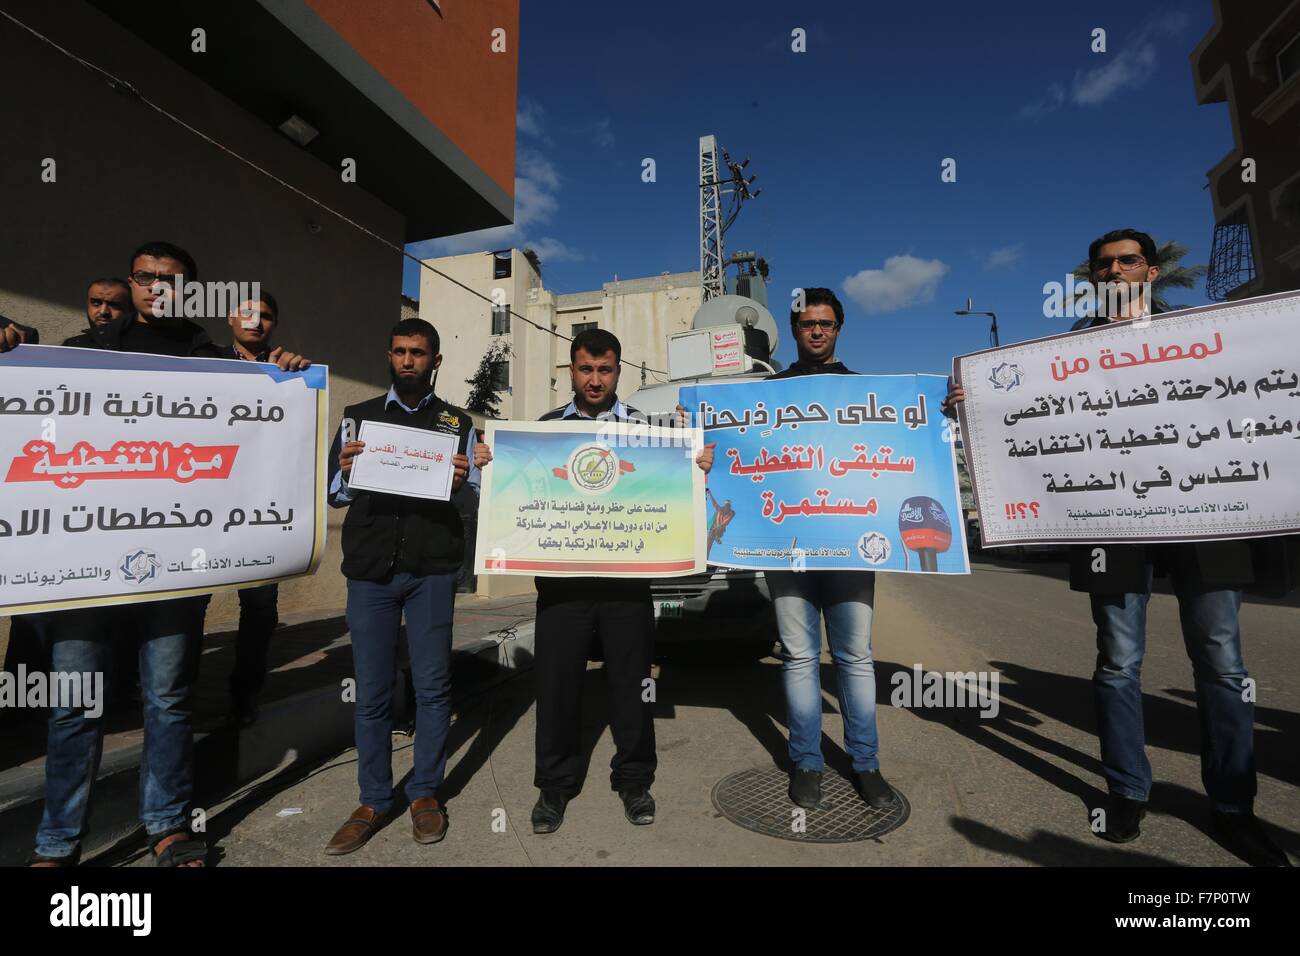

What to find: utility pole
left=699, top=134, right=761, bottom=303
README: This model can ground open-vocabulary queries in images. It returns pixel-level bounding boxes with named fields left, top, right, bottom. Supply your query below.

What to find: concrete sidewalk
left=0, top=590, right=537, bottom=866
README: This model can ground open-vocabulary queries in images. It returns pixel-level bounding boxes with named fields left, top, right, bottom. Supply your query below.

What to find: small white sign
left=349, top=420, right=457, bottom=501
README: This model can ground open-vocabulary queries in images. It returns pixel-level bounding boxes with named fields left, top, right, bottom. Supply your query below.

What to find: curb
left=0, top=623, right=535, bottom=866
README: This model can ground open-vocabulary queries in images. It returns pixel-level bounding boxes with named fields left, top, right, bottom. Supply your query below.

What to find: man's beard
left=390, top=365, right=432, bottom=399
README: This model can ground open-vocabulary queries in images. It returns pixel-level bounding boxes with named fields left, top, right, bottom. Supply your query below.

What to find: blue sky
left=404, top=0, right=1227, bottom=378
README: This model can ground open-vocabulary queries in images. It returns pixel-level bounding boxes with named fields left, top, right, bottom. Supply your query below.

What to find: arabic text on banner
left=954, top=290, right=1300, bottom=546
left=681, top=374, right=969, bottom=574
left=0, top=345, right=328, bottom=615
left=474, top=420, right=705, bottom=577
left=349, top=420, right=457, bottom=501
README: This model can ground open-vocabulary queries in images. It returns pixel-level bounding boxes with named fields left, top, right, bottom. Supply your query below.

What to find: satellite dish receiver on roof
left=897, top=495, right=953, bottom=572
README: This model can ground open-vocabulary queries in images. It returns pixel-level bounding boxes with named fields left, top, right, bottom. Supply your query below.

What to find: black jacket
left=328, top=392, right=474, bottom=580
left=1062, top=311, right=1298, bottom=596
left=768, top=358, right=855, bottom=379
left=62, top=313, right=219, bottom=357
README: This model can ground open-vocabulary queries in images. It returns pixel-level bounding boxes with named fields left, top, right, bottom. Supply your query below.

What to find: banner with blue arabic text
left=682, top=374, right=969, bottom=574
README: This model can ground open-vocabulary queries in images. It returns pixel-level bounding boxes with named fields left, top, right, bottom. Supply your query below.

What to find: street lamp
left=954, top=297, right=1000, bottom=348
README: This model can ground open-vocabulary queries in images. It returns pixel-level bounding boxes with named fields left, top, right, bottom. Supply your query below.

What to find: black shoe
left=619, top=787, right=656, bottom=825
left=788, top=769, right=823, bottom=809
left=1212, top=811, right=1293, bottom=867
left=531, top=790, right=568, bottom=834
left=225, top=695, right=259, bottom=729
left=854, top=769, right=898, bottom=809
left=1097, top=795, right=1146, bottom=843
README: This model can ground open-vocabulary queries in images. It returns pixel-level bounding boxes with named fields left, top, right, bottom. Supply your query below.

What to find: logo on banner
left=566, top=443, right=621, bottom=495
left=987, top=362, right=1025, bottom=392
left=119, top=549, right=161, bottom=585
left=858, top=531, right=891, bottom=565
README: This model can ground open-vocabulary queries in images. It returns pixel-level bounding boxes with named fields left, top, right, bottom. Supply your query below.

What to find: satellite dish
left=690, top=294, right=779, bottom=357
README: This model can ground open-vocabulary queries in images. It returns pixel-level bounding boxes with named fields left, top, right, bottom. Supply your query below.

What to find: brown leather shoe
left=410, top=797, right=448, bottom=844
left=325, top=805, right=387, bottom=856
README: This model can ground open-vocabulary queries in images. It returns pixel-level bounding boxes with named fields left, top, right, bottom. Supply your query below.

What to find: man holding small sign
left=323, top=318, right=486, bottom=855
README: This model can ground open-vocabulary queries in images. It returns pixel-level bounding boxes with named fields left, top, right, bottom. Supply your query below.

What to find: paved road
left=127, top=557, right=1299, bottom=866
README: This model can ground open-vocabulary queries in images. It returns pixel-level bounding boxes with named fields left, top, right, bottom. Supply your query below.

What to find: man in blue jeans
left=767, top=288, right=896, bottom=811
left=13, top=242, right=309, bottom=866
left=944, top=229, right=1291, bottom=867
left=324, top=318, right=483, bottom=854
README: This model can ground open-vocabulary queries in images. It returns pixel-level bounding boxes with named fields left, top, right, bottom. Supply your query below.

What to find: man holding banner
left=14, top=241, right=318, bottom=867
left=324, top=318, right=478, bottom=855
left=478, top=328, right=714, bottom=834
left=946, top=229, right=1292, bottom=867
left=764, top=289, right=900, bottom=812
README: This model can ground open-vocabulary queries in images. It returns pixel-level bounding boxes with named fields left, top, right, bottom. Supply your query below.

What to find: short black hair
left=791, top=287, right=844, bottom=327
left=1088, top=229, right=1158, bottom=269
left=571, top=327, right=621, bottom=364
left=390, top=317, right=439, bottom=354
left=256, top=290, right=279, bottom=320
left=87, top=277, right=130, bottom=294
left=129, top=241, right=198, bottom=280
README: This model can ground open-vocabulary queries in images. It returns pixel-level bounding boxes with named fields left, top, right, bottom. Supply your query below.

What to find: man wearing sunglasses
left=944, top=229, right=1290, bottom=866
left=766, top=288, right=898, bottom=813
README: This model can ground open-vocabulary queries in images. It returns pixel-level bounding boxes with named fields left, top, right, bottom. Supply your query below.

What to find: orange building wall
left=305, top=0, right=518, bottom=197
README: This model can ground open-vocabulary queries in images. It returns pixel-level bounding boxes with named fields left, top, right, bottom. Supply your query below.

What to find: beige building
left=419, top=250, right=702, bottom=420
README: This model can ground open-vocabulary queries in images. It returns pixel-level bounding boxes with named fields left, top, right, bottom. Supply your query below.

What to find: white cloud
left=1071, top=43, right=1158, bottom=106
left=842, top=255, right=950, bottom=314
left=1019, top=82, right=1064, bottom=120
left=589, top=118, right=615, bottom=151
left=525, top=237, right=583, bottom=264
left=516, top=97, right=550, bottom=143
left=984, top=244, right=1024, bottom=270
left=1019, top=14, right=1190, bottom=117
left=414, top=147, right=580, bottom=261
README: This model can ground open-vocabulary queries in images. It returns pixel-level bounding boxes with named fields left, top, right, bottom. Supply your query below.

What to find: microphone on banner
left=898, top=495, right=952, bottom=573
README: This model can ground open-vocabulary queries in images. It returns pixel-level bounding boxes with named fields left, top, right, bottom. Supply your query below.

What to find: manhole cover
left=711, top=767, right=910, bottom=843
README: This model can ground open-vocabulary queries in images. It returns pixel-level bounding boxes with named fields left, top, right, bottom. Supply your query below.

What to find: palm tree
left=1072, top=238, right=1208, bottom=312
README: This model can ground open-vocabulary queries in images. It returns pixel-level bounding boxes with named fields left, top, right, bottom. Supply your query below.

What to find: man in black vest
left=944, top=229, right=1290, bottom=866
left=324, top=317, right=480, bottom=855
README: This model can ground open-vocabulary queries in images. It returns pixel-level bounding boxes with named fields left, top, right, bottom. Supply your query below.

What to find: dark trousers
left=346, top=572, right=455, bottom=815
left=534, top=594, right=656, bottom=795
left=229, top=583, right=279, bottom=702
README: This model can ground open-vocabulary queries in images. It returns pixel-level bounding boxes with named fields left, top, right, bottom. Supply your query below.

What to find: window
left=490, top=360, right=510, bottom=392
left=1279, top=33, right=1300, bottom=86
left=492, top=251, right=512, bottom=279
left=572, top=321, right=597, bottom=336
left=491, top=303, right=510, bottom=335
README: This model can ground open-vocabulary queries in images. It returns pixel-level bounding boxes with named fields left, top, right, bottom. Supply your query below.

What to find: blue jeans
left=346, top=572, right=455, bottom=814
left=34, top=598, right=205, bottom=860
left=1090, top=566, right=1254, bottom=812
left=767, top=570, right=879, bottom=773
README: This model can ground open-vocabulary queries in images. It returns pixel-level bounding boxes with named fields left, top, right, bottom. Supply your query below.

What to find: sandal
left=28, top=848, right=81, bottom=867
left=151, top=826, right=207, bottom=867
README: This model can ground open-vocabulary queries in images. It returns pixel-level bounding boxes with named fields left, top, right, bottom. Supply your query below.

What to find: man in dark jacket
left=945, top=229, right=1290, bottom=866
left=479, top=328, right=713, bottom=834
left=22, top=242, right=217, bottom=866
left=218, top=292, right=312, bottom=727
left=323, top=318, right=480, bottom=855
left=765, top=288, right=898, bottom=813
